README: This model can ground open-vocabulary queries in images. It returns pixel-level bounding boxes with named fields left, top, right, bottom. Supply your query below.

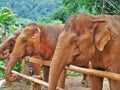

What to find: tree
left=53, top=0, right=81, bottom=22
left=53, top=0, right=120, bottom=22
left=0, top=7, right=16, bottom=36
left=0, top=0, right=62, bottom=21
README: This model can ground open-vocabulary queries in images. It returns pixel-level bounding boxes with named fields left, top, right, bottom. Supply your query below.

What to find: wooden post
left=30, top=75, right=42, bottom=90
left=21, top=57, right=30, bottom=81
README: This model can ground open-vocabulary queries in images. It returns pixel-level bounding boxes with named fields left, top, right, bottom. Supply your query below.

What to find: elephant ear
left=32, top=27, right=41, bottom=55
left=32, top=27, right=41, bottom=38
left=92, top=19, right=111, bottom=51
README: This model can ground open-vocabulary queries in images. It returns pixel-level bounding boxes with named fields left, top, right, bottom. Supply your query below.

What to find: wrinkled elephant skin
left=48, top=14, right=120, bottom=90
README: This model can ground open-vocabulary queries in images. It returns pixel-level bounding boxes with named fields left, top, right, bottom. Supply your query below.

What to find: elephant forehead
left=64, top=16, right=93, bottom=36
left=20, top=28, right=35, bottom=37
left=59, top=31, right=77, bottom=41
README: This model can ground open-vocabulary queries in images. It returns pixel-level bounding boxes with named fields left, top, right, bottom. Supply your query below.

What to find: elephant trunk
left=48, top=43, right=66, bottom=90
left=5, top=54, right=19, bottom=82
left=0, top=40, right=10, bottom=60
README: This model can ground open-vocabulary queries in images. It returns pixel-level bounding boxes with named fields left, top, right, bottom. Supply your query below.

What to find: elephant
left=48, top=13, right=120, bottom=90
left=0, top=28, right=22, bottom=60
left=4, top=23, right=65, bottom=85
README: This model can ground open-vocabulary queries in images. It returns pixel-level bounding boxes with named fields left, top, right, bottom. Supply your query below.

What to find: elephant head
left=5, top=23, right=42, bottom=82
left=0, top=28, right=22, bottom=59
left=49, top=14, right=112, bottom=90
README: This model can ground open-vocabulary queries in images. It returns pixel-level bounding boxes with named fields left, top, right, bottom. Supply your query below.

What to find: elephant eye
left=22, top=39, right=27, bottom=43
left=70, top=38, right=78, bottom=45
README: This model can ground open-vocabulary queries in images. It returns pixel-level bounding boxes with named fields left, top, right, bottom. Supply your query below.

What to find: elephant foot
left=81, top=79, right=90, bottom=88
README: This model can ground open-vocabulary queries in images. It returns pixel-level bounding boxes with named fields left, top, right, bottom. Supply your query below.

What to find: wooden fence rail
left=0, top=63, right=120, bottom=89
left=1, top=64, right=120, bottom=82
left=0, top=65, right=49, bottom=87
left=0, top=65, right=64, bottom=90
left=27, top=57, right=120, bottom=81
left=66, top=65, right=120, bottom=81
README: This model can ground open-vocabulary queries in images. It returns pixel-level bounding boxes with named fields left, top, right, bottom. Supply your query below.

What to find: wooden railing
left=1, top=57, right=120, bottom=90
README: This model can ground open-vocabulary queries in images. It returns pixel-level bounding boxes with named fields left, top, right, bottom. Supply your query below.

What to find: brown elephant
left=4, top=23, right=65, bottom=83
left=0, top=28, right=22, bottom=59
left=48, top=13, right=120, bottom=90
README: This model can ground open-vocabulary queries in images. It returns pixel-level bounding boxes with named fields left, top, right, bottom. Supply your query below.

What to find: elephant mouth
left=67, top=53, right=81, bottom=66
left=73, top=52, right=81, bottom=59
left=21, top=54, right=26, bottom=59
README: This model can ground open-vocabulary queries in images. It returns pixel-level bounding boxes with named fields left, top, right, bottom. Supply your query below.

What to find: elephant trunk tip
left=5, top=73, right=18, bottom=82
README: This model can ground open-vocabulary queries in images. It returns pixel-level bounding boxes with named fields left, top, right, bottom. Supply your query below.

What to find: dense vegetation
left=53, top=0, right=120, bottom=22
left=0, top=0, right=120, bottom=76
left=0, top=0, right=62, bottom=21
left=0, top=0, right=120, bottom=23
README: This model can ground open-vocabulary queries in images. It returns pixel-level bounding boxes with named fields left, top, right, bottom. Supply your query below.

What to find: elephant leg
left=31, top=63, right=40, bottom=75
left=108, top=78, right=120, bottom=90
left=81, top=73, right=89, bottom=88
left=42, top=65, right=49, bottom=82
left=107, top=64, right=120, bottom=90
left=57, top=70, right=66, bottom=89
left=89, top=61, right=103, bottom=90
left=89, top=75, right=103, bottom=90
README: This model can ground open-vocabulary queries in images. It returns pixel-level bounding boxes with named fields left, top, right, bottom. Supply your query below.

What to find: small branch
left=105, top=0, right=120, bottom=12
left=101, top=0, right=105, bottom=14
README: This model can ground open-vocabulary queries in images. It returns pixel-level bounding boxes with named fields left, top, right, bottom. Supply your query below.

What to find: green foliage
left=53, top=6, right=69, bottom=22
left=0, top=13, right=10, bottom=24
left=0, top=0, right=62, bottom=21
left=1, top=7, right=16, bottom=24
left=0, top=7, right=17, bottom=36
left=53, top=0, right=90, bottom=22
left=14, top=61, right=22, bottom=72
left=0, top=61, right=5, bottom=77
left=38, top=17, right=63, bottom=24
left=0, top=60, right=22, bottom=77
left=53, top=0, right=120, bottom=22
left=67, top=70, right=83, bottom=76
left=85, top=0, right=120, bottom=15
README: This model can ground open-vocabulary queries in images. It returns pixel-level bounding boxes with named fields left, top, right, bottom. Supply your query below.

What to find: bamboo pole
left=66, top=65, right=120, bottom=81
left=0, top=65, right=49, bottom=87
left=27, top=57, right=51, bottom=66
left=0, top=65, right=64, bottom=90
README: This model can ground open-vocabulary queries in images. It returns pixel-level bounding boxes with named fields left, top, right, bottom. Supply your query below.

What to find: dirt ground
left=0, top=76, right=109, bottom=90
